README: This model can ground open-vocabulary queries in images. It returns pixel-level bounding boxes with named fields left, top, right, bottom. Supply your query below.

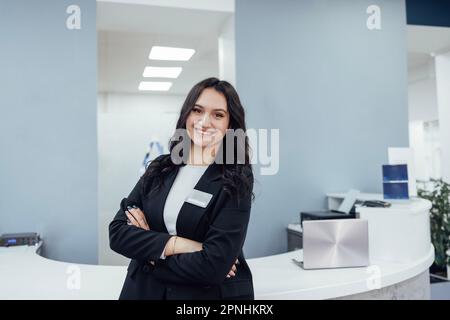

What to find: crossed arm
left=109, top=174, right=252, bottom=286
left=125, top=206, right=237, bottom=278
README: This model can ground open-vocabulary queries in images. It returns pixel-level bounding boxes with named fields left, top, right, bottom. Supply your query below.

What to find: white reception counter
left=0, top=194, right=434, bottom=300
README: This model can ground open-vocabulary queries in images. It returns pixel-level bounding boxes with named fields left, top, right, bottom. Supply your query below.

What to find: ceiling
left=98, top=3, right=450, bottom=94
left=97, top=1, right=232, bottom=95
left=407, top=25, right=450, bottom=70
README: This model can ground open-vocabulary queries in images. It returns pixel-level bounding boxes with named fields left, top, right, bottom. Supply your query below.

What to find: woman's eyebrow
left=194, top=103, right=228, bottom=113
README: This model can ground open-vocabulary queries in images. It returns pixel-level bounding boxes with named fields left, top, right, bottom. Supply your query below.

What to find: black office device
left=300, top=210, right=356, bottom=225
left=361, top=200, right=391, bottom=208
left=300, top=190, right=359, bottom=226
left=0, top=232, right=40, bottom=247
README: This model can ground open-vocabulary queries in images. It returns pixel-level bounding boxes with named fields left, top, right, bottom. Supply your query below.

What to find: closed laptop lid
left=302, top=219, right=369, bottom=269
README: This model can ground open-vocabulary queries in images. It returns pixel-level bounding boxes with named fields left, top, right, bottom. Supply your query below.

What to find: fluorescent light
left=143, top=66, right=182, bottom=78
left=149, top=46, right=195, bottom=61
left=138, top=81, right=172, bottom=91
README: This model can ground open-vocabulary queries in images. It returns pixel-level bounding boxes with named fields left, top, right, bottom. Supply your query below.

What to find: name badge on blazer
left=186, top=189, right=213, bottom=208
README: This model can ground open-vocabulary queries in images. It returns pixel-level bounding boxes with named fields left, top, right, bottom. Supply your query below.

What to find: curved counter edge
left=249, top=245, right=434, bottom=300
left=0, top=243, right=434, bottom=300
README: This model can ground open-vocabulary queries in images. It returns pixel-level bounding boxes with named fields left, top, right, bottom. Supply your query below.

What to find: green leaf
left=418, top=179, right=450, bottom=267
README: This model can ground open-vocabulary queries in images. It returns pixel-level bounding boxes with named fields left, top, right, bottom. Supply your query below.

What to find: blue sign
left=382, top=164, right=409, bottom=200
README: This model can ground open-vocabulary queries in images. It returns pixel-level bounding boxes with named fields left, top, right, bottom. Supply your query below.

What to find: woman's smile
left=194, top=126, right=217, bottom=137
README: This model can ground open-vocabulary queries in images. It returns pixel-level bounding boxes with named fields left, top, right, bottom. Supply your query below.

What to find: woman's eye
left=215, top=113, right=224, bottom=119
left=193, top=108, right=202, bottom=113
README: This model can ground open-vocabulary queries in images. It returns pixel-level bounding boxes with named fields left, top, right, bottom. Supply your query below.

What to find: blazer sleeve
left=108, top=170, right=172, bottom=262
left=151, top=173, right=253, bottom=286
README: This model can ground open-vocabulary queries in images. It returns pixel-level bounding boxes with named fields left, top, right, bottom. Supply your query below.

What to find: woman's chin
left=192, top=140, right=213, bottom=148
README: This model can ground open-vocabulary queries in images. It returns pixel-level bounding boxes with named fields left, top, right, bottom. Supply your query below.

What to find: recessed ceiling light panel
left=138, top=81, right=172, bottom=91
left=149, top=46, right=195, bottom=61
left=143, top=66, right=182, bottom=78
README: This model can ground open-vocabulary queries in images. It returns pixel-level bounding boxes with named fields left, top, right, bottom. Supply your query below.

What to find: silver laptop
left=300, top=219, right=369, bottom=269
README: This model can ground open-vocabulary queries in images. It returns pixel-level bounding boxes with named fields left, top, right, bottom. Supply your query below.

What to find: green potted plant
left=418, top=179, right=450, bottom=278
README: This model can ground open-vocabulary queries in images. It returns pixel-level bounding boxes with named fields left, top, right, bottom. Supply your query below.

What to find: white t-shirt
left=160, top=164, right=209, bottom=259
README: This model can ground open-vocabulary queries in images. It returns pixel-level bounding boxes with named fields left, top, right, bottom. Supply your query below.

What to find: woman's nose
left=199, top=113, right=211, bottom=126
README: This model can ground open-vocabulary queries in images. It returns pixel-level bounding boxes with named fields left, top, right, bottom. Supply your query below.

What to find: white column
left=218, top=15, right=236, bottom=86
left=435, top=52, right=450, bottom=183
left=409, top=121, right=428, bottom=181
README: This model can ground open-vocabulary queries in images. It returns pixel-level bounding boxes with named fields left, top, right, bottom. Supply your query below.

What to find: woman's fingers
left=135, top=208, right=150, bottom=230
left=127, top=207, right=150, bottom=230
left=126, top=211, right=139, bottom=227
left=227, top=263, right=238, bottom=278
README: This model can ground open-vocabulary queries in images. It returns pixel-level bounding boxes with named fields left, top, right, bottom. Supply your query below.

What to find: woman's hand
left=126, top=206, right=150, bottom=231
left=226, top=259, right=239, bottom=278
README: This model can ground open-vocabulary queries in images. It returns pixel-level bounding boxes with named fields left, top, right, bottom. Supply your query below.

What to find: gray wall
left=236, top=0, right=409, bottom=258
left=0, top=0, right=97, bottom=263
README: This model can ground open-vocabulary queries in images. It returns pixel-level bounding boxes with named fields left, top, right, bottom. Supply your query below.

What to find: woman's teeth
left=195, top=128, right=215, bottom=136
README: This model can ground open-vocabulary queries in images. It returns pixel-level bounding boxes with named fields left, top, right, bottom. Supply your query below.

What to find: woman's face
left=186, top=87, right=230, bottom=148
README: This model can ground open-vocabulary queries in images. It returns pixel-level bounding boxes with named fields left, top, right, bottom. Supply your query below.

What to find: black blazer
left=109, top=155, right=254, bottom=300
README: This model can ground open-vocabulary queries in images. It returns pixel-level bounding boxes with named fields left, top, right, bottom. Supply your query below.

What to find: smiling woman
left=108, top=77, right=255, bottom=300
left=186, top=87, right=231, bottom=165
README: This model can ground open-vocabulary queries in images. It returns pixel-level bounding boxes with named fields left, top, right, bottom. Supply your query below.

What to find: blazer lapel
left=142, top=166, right=180, bottom=233
left=176, top=163, right=223, bottom=237
left=142, top=163, right=223, bottom=237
